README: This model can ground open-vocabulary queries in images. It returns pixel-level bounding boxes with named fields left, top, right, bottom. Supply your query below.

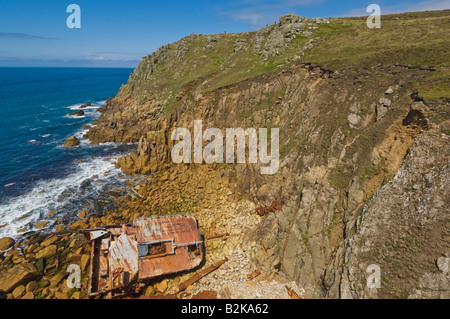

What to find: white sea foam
left=66, top=114, right=86, bottom=119
left=74, top=128, right=91, bottom=145
left=0, top=155, right=123, bottom=239
left=66, top=100, right=106, bottom=119
left=67, top=100, right=106, bottom=110
left=0, top=99, right=119, bottom=238
left=68, top=103, right=82, bottom=110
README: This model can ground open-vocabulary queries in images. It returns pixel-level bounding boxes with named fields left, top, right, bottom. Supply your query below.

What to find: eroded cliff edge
left=83, top=11, right=450, bottom=298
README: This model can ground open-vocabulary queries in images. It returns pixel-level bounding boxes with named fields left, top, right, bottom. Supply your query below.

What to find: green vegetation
left=304, top=11, right=450, bottom=103
left=331, top=167, right=351, bottom=188
left=298, top=226, right=312, bottom=254
left=120, top=10, right=449, bottom=110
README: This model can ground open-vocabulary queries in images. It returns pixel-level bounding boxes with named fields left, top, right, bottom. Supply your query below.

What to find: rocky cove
left=0, top=11, right=449, bottom=299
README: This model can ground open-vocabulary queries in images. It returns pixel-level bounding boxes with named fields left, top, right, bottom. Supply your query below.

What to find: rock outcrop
left=63, top=136, right=80, bottom=147
left=118, top=129, right=172, bottom=174
left=0, top=263, right=38, bottom=293
left=2, top=11, right=448, bottom=299
left=337, top=133, right=449, bottom=299
left=0, top=237, right=14, bottom=251
left=68, top=110, right=85, bottom=117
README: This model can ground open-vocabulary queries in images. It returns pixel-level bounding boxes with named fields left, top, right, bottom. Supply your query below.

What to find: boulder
left=279, top=13, right=303, bottom=25
left=155, top=279, right=168, bottom=294
left=50, top=271, right=68, bottom=287
left=35, top=221, right=48, bottom=229
left=0, top=263, right=38, bottom=292
left=348, top=113, right=362, bottom=127
left=379, top=97, right=392, bottom=107
left=437, top=256, right=449, bottom=274
left=41, top=287, right=52, bottom=298
left=70, top=220, right=88, bottom=230
left=79, top=103, right=92, bottom=109
left=6, top=249, right=20, bottom=256
left=25, top=281, right=39, bottom=293
left=55, top=291, right=68, bottom=299
left=12, top=285, right=25, bottom=299
left=47, top=210, right=57, bottom=216
left=21, top=292, right=34, bottom=299
left=376, top=97, right=392, bottom=122
left=35, top=245, right=57, bottom=259
left=35, top=258, right=45, bottom=272
left=144, top=285, right=155, bottom=297
left=71, top=291, right=80, bottom=299
left=39, top=279, right=50, bottom=289
left=78, top=210, right=87, bottom=218
left=41, top=236, right=58, bottom=247
left=63, top=136, right=80, bottom=147
left=68, top=110, right=85, bottom=117
left=0, top=237, right=14, bottom=251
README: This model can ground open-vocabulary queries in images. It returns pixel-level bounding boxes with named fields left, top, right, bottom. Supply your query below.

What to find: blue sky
left=0, top=0, right=449, bottom=67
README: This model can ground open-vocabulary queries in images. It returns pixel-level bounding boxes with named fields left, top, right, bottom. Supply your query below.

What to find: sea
left=0, top=67, right=136, bottom=239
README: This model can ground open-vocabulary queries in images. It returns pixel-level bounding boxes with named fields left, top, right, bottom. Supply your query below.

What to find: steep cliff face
left=337, top=132, right=449, bottom=299
left=84, top=11, right=449, bottom=298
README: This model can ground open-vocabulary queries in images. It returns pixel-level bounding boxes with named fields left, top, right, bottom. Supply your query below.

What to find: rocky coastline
left=1, top=11, right=449, bottom=299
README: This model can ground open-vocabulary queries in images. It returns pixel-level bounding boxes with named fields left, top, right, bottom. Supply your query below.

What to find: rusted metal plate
left=133, top=215, right=203, bottom=281
left=133, top=215, right=200, bottom=245
left=191, top=290, right=218, bottom=299
left=286, top=285, right=303, bottom=299
left=109, top=234, right=139, bottom=286
left=81, top=225, right=136, bottom=241
left=82, top=214, right=204, bottom=297
left=255, top=201, right=282, bottom=216
left=247, top=270, right=261, bottom=280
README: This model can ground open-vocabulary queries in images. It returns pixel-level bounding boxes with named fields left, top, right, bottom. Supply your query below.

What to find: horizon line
left=0, top=66, right=136, bottom=69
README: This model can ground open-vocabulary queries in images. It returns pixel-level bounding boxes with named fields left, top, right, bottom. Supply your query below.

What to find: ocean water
left=0, top=67, right=135, bottom=238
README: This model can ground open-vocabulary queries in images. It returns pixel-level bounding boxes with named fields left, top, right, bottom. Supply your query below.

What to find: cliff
left=82, top=11, right=450, bottom=298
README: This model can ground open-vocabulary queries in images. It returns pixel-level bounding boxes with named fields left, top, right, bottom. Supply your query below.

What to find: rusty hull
left=81, top=215, right=204, bottom=297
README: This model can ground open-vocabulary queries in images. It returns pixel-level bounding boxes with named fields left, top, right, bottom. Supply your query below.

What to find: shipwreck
left=81, top=215, right=204, bottom=298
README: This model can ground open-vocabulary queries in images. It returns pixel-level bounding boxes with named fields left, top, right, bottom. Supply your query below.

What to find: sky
left=0, top=0, right=449, bottom=68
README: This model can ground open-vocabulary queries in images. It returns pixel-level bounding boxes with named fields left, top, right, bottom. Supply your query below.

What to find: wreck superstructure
left=81, top=215, right=204, bottom=297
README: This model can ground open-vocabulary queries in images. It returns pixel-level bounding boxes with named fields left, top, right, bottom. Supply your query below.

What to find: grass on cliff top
left=304, top=10, right=450, bottom=103
left=124, top=10, right=450, bottom=106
